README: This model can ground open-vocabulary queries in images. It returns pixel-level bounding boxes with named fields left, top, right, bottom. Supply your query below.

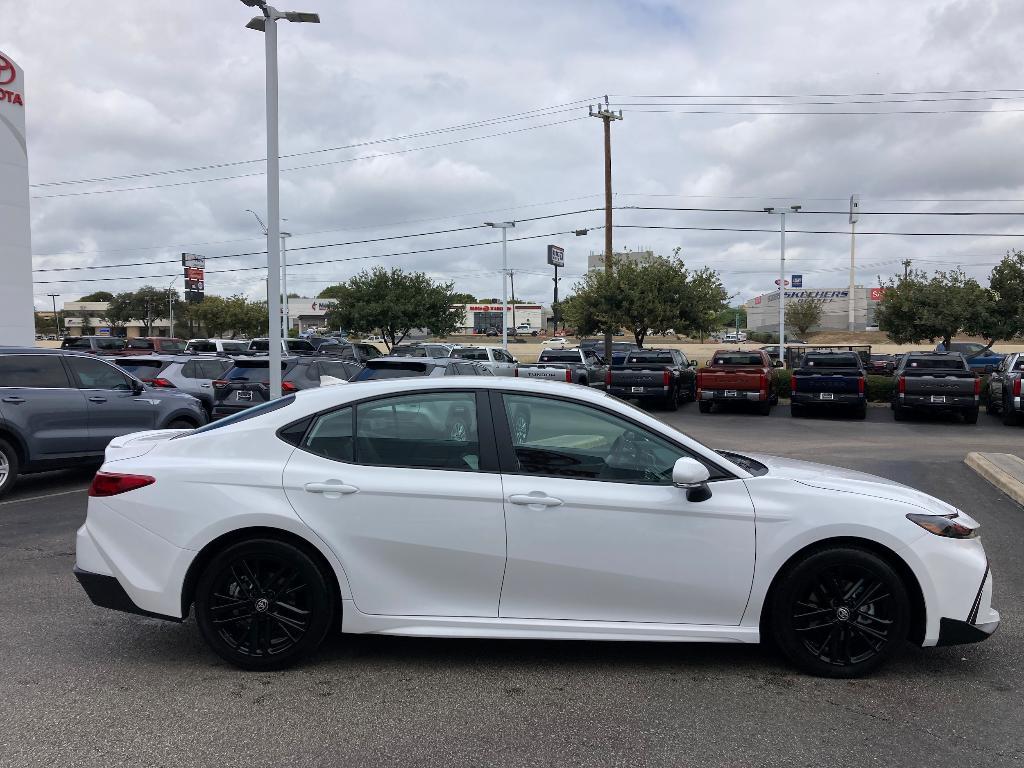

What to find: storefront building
left=456, top=304, right=547, bottom=334
left=745, top=287, right=885, bottom=333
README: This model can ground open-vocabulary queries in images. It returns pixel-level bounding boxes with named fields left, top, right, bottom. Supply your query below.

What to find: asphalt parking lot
left=1, top=406, right=1022, bottom=767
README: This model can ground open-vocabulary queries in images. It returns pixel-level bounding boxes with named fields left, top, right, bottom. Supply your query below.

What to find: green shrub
left=865, top=375, right=894, bottom=402
left=771, top=368, right=792, bottom=399
left=747, top=331, right=775, bottom=344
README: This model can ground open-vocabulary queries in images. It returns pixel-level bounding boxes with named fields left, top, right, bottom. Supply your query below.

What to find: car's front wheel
left=195, top=539, right=335, bottom=670
left=0, top=438, right=19, bottom=499
left=770, top=548, right=910, bottom=678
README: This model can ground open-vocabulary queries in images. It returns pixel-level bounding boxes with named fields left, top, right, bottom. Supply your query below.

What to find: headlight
left=906, top=512, right=978, bottom=539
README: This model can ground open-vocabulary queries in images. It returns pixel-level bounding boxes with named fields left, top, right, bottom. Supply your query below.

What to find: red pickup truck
left=697, top=349, right=779, bottom=415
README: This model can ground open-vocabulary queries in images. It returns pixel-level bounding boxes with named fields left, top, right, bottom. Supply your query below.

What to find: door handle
left=304, top=481, right=359, bottom=496
left=200, top=383, right=211, bottom=388
left=1, top=396, right=25, bottom=404
left=88, top=396, right=108, bottom=403
left=508, top=493, right=563, bottom=508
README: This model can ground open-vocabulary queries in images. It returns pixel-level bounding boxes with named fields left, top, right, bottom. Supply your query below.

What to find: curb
left=965, top=452, right=1024, bottom=507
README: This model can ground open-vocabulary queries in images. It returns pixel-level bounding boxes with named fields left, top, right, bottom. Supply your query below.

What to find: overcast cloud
left=7, top=0, right=1024, bottom=310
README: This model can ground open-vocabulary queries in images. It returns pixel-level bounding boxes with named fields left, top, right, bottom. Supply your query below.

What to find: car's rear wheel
left=195, top=539, right=334, bottom=670
left=757, top=401, right=772, bottom=416
left=166, top=418, right=196, bottom=430
left=963, top=407, right=979, bottom=425
left=1003, top=397, right=1020, bottom=426
left=852, top=402, right=868, bottom=420
left=893, top=404, right=907, bottom=421
left=790, top=403, right=805, bottom=418
left=0, top=438, right=19, bottom=499
left=985, top=390, right=999, bottom=415
left=770, top=548, right=910, bottom=678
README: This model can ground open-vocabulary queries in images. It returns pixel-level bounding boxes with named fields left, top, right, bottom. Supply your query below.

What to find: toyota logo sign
left=0, top=55, right=15, bottom=86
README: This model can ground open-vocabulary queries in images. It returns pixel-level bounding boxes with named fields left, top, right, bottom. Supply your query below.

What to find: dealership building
left=455, top=303, right=548, bottom=334
left=745, top=287, right=885, bottom=333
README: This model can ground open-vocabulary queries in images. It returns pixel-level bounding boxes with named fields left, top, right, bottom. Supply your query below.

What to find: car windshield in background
left=288, top=340, right=316, bottom=353
left=95, top=338, right=125, bottom=350
left=803, top=354, right=860, bottom=368
left=451, top=349, right=488, bottom=360
left=714, top=354, right=763, bottom=365
left=905, top=357, right=968, bottom=370
left=352, top=361, right=430, bottom=380
left=187, top=341, right=218, bottom=353
left=539, top=351, right=580, bottom=362
left=223, top=361, right=288, bottom=382
left=870, top=354, right=892, bottom=361
left=629, top=353, right=674, bottom=364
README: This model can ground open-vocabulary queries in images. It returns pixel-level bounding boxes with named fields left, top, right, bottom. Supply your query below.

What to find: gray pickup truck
left=985, top=351, right=1024, bottom=426
left=893, top=352, right=980, bottom=423
left=515, top=348, right=608, bottom=388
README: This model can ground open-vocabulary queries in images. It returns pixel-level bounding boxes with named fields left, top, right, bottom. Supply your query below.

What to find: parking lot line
left=0, top=487, right=89, bottom=507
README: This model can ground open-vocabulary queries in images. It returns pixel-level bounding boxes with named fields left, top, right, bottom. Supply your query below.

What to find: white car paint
left=542, top=337, right=568, bottom=349
left=76, top=377, right=998, bottom=657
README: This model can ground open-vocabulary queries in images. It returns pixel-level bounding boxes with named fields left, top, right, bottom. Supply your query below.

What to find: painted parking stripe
left=0, top=487, right=89, bottom=507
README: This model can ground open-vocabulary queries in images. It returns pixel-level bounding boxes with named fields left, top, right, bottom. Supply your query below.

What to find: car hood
left=743, top=453, right=959, bottom=515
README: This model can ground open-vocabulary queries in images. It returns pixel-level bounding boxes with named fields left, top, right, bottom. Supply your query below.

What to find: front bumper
left=931, top=561, right=999, bottom=646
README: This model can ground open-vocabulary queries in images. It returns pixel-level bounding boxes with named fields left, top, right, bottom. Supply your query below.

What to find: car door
left=282, top=389, right=507, bottom=617
left=0, top=354, right=92, bottom=458
left=493, top=391, right=755, bottom=626
left=491, top=349, right=516, bottom=376
left=66, top=355, right=159, bottom=450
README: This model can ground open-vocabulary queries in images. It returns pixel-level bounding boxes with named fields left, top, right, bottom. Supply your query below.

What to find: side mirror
left=688, top=360, right=697, bottom=368
left=672, top=457, right=712, bottom=502
left=773, top=359, right=785, bottom=368
left=131, top=380, right=144, bottom=395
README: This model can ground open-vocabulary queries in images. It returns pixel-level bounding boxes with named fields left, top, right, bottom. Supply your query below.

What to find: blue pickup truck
left=790, top=352, right=867, bottom=419
left=934, top=342, right=1004, bottom=373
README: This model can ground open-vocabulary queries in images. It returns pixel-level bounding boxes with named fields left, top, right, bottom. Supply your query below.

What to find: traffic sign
left=774, top=279, right=790, bottom=287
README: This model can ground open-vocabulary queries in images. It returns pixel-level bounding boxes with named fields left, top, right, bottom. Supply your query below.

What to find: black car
left=349, top=357, right=493, bottom=382
left=212, top=356, right=363, bottom=419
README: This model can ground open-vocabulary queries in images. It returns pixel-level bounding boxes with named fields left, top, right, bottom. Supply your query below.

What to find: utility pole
left=765, top=205, right=801, bottom=367
left=485, top=221, right=515, bottom=351
left=552, top=265, right=560, bottom=332
left=903, top=259, right=912, bottom=279
left=281, top=230, right=290, bottom=337
left=590, top=96, right=623, bottom=364
left=509, top=271, right=517, bottom=331
left=47, top=293, right=60, bottom=336
left=848, top=194, right=859, bottom=331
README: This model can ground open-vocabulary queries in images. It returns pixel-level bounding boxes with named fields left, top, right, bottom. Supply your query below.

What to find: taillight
left=282, top=381, right=298, bottom=393
left=974, top=377, right=981, bottom=396
left=790, top=375, right=797, bottom=392
left=565, top=369, right=573, bottom=383
left=606, top=370, right=612, bottom=386
left=213, top=380, right=228, bottom=389
left=151, top=377, right=175, bottom=388
left=858, top=377, right=865, bottom=394
left=898, top=376, right=906, bottom=394
left=89, top=472, right=155, bottom=497
left=663, top=369, right=671, bottom=387
left=1014, top=378, right=1021, bottom=397
left=759, top=372, right=767, bottom=390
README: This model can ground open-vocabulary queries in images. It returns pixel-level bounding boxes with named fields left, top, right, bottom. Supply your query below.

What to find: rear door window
left=0, top=355, right=72, bottom=388
left=198, top=360, right=231, bottom=379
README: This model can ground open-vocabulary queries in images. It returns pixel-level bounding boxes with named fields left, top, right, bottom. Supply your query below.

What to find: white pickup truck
left=515, top=348, right=608, bottom=387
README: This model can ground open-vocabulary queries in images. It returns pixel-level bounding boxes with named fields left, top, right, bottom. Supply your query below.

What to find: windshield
left=351, top=363, right=431, bottom=380
left=287, top=340, right=316, bottom=352
left=187, top=341, right=217, bottom=353
left=159, top=340, right=186, bottom=352
left=628, top=352, right=674, bottom=364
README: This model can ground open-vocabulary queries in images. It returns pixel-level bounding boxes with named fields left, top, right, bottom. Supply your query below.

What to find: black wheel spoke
left=210, top=599, right=249, bottom=612
left=212, top=611, right=255, bottom=625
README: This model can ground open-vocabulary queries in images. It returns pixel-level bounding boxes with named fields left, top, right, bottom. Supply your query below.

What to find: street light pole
left=765, top=205, right=801, bottom=367
left=848, top=194, right=860, bottom=331
left=485, top=221, right=515, bottom=351
left=281, top=231, right=291, bottom=337
left=47, top=293, right=60, bottom=336
left=167, top=276, right=178, bottom=338
left=240, top=0, right=319, bottom=399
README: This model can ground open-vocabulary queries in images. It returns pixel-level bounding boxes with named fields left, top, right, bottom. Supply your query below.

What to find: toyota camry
left=74, top=377, right=999, bottom=677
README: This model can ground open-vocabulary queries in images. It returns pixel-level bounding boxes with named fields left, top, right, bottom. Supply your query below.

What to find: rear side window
left=356, top=344, right=382, bottom=359
left=199, top=360, right=231, bottom=379
left=0, top=355, right=71, bottom=388
left=319, top=361, right=356, bottom=380
left=95, top=337, right=126, bottom=351
left=62, top=337, right=91, bottom=349
left=301, top=407, right=353, bottom=461
left=127, top=339, right=154, bottom=350
left=67, top=356, right=132, bottom=390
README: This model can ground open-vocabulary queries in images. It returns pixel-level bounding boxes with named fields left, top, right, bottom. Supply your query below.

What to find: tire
left=166, top=418, right=196, bottom=430
left=770, top=547, right=910, bottom=678
left=985, top=390, right=999, bottom=415
left=790, top=403, right=805, bottom=418
left=1002, top=398, right=1020, bottom=426
left=757, top=401, right=772, bottom=416
left=963, top=407, right=979, bottom=425
left=665, top=387, right=679, bottom=411
left=0, top=438, right=19, bottom=499
left=853, top=402, right=867, bottom=421
left=195, top=538, right=335, bottom=671
left=698, top=401, right=713, bottom=414
left=893, top=404, right=907, bottom=421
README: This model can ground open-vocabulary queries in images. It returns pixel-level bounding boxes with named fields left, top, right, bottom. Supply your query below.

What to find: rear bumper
left=74, top=567, right=180, bottom=623
left=900, top=394, right=978, bottom=410
left=212, top=403, right=257, bottom=419
left=791, top=392, right=864, bottom=406
left=608, top=385, right=672, bottom=399
left=700, top=389, right=764, bottom=402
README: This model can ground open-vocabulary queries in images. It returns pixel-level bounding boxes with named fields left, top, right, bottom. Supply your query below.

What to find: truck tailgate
left=699, top=370, right=763, bottom=391
left=903, top=373, right=976, bottom=397
left=610, top=368, right=667, bottom=387
left=517, top=365, right=569, bottom=381
left=793, top=372, right=862, bottom=394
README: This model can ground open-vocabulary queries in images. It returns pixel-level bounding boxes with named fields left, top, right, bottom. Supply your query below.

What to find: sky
left=8, top=0, right=1024, bottom=312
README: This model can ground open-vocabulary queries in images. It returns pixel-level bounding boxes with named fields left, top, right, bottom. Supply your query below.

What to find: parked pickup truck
left=985, top=351, right=1024, bottom=426
left=790, top=352, right=867, bottom=420
left=606, top=348, right=696, bottom=410
left=697, top=350, right=780, bottom=415
left=515, top=348, right=608, bottom=388
left=893, top=352, right=980, bottom=423
left=934, top=342, right=1004, bottom=373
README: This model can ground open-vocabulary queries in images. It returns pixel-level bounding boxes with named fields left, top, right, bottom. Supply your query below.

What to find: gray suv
left=0, top=348, right=207, bottom=497
left=114, top=355, right=235, bottom=417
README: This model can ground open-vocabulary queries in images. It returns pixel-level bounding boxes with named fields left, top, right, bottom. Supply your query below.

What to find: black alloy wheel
left=195, top=539, right=334, bottom=670
left=771, top=548, right=909, bottom=678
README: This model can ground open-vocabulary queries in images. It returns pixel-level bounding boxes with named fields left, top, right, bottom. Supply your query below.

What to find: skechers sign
left=765, top=289, right=849, bottom=303
left=0, top=54, right=24, bottom=106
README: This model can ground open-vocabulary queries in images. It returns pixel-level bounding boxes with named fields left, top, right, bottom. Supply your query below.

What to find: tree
left=449, top=292, right=476, bottom=305
left=185, top=294, right=267, bottom=338
left=561, top=255, right=727, bottom=347
left=322, top=267, right=463, bottom=350
left=785, top=297, right=826, bottom=336
left=715, top=306, right=746, bottom=332
left=78, top=291, right=114, bottom=302
left=876, top=268, right=989, bottom=350
left=970, top=250, right=1024, bottom=345
left=106, top=285, right=182, bottom=335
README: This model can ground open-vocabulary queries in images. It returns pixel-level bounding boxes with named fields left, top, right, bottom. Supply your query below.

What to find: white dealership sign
left=0, top=50, right=34, bottom=345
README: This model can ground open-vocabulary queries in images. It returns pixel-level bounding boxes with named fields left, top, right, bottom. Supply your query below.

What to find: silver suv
left=0, top=348, right=207, bottom=497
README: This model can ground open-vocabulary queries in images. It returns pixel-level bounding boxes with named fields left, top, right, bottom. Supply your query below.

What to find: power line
left=612, top=95, right=1024, bottom=107
left=620, top=107, right=1024, bottom=116
left=31, top=117, right=586, bottom=200
left=610, top=88, right=1024, bottom=98
left=30, top=99, right=596, bottom=189
left=616, top=224, right=1024, bottom=237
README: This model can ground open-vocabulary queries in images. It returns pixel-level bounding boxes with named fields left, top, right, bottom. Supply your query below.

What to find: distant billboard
left=182, top=253, right=205, bottom=302
left=791, top=274, right=803, bottom=288
left=869, top=287, right=886, bottom=302
left=547, top=244, right=564, bottom=267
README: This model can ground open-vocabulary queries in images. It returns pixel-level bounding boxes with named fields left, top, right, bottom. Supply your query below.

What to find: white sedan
left=543, top=336, right=569, bottom=350
left=75, top=378, right=998, bottom=676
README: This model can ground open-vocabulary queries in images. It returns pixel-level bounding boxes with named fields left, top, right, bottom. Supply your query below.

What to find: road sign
left=774, top=279, right=790, bottom=287
left=791, top=274, right=803, bottom=288
left=547, top=244, right=564, bottom=267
